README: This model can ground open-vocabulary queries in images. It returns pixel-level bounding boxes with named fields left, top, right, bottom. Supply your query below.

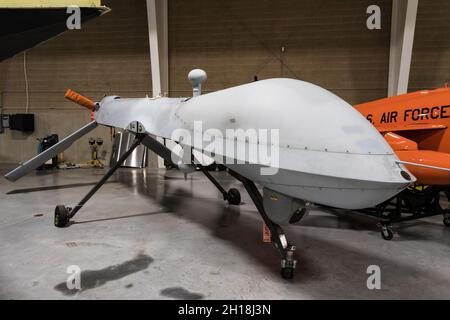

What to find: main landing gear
left=198, top=166, right=241, bottom=205
left=53, top=134, right=145, bottom=228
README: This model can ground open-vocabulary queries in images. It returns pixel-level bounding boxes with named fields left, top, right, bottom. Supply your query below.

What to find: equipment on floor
left=0, top=115, right=5, bottom=134
left=58, top=163, right=80, bottom=170
left=357, top=186, right=450, bottom=240
left=355, top=87, right=450, bottom=239
left=37, top=134, right=59, bottom=170
left=85, top=137, right=104, bottom=168
left=110, top=131, right=148, bottom=168
left=0, top=92, right=3, bottom=134
left=0, top=114, right=9, bottom=129
left=4, top=69, right=414, bottom=280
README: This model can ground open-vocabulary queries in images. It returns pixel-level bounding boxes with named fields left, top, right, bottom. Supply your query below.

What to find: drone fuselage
left=95, top=78, right=413, bottom=210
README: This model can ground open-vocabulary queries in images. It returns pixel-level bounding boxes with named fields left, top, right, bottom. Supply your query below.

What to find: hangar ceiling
left=0, top=7, right=108, bottom=62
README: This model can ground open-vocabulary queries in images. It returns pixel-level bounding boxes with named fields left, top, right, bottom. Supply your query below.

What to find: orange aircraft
left=354, top=86, right=450, bottom=239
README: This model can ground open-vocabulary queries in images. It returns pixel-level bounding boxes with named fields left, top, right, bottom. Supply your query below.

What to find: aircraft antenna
left=188, top=69, right=207, bottom=97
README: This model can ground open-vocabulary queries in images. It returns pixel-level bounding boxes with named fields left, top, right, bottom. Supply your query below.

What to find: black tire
left=381, top=226, right=394, bottom=241
left=444, top=217, right=450, bottom=227
left=227, top=188, right=241, bottom=205
left=281, top=267, right=294, bottom=280
left=54, top=205, right=70, bottom=228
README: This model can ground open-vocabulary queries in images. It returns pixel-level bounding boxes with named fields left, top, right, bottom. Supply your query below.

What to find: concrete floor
left=0, top=165, right=449, bottom=300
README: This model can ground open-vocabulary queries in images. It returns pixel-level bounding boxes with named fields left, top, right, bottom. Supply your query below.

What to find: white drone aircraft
left=5, top=69, right=414, bottom=279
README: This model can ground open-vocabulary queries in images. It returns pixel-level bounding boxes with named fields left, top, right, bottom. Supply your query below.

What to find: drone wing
left=5, top=121, right=98, bottom=182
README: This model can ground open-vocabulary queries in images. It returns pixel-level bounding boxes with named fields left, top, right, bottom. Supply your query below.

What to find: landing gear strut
left=199, top=166, right=296, bottom=278
left=54, top=134, right=145, bottom=228
left=228, top=170, right=297, bottom=279
left=199, top=166, right=241, bottom=205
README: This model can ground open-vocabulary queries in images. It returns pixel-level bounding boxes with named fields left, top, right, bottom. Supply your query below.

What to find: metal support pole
left=199, top=166, right=228, bottom=200
left=388, top=0, right=419, bottom=96
left=146, top=0, right=169, bottom=169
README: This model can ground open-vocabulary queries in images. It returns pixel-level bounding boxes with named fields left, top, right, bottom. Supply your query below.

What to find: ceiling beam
left=0, top=0, right=101, bottom=8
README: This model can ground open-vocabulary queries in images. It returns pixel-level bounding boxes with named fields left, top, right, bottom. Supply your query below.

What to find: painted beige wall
left=409, top=0, right=450, bottom=90
left=1, top=0, right=449, bottom=165
left=0, top=0, right=158, bottom=167
left=169, top=0, right=392, bottom=104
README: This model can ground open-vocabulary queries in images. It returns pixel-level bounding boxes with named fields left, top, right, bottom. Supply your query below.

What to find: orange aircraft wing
left=377, top=124, right=447, bottom=133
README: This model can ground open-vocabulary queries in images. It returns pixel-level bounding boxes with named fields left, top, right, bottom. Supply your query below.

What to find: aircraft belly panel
left=225, top=163, right=407, bottom=209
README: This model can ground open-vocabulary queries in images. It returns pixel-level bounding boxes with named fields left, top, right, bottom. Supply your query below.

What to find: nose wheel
left=232, top=173, right=297, bottom=280
left=281, top=245, right=297, bottom=279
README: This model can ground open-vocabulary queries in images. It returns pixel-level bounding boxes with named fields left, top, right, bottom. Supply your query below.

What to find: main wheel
left=381, top=225, right=394, bottom=240
left=227, top=188, right=241, bottom=205
left=281, top=267, right=294, bottom=280
left=54, top=205, right=70, bottom=228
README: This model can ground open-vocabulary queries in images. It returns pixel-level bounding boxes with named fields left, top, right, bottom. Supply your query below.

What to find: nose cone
left=247, top=79, right=416, bottom=208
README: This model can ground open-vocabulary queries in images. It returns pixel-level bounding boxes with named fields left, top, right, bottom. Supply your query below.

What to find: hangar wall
left=1, top=0, right=449, bottom=166
left=0, top=0, right=158, bottom=166
left=409, top=0, right=450, bottom=90
left=169, top=0, right=392, bottom=105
